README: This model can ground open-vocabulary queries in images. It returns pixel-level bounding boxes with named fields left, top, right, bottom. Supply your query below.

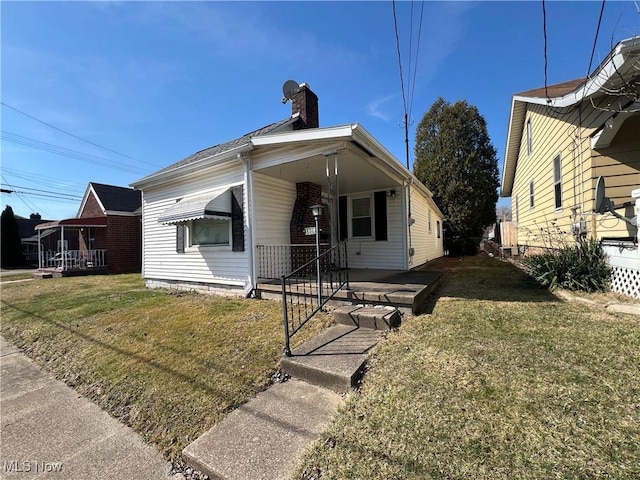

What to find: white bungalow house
left=131, top=83, right=445, bottom=297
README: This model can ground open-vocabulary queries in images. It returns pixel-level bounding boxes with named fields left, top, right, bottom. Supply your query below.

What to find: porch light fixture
left=310, top=204, right=324, bottom=218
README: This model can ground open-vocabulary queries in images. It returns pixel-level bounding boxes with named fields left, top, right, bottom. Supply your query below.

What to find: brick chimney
left=291, top=83, right=319, bottom=130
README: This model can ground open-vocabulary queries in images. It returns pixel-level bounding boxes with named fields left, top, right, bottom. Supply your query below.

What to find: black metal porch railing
left=281, top=242, right=349, bottom=356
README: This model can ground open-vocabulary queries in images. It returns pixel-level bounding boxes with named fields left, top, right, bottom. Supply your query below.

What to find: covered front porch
left=34, top=217, right=109, bottom=276
left=256, top=266, right=443, bottom=315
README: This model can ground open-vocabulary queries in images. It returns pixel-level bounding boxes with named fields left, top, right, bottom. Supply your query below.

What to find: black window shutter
left=231, top=186, right=245, bottom=252
left=374, top=191, right=388, bottom=241
left=176, top=224, right=185, bottom=253
left=338, top=196, right=348, bottom=241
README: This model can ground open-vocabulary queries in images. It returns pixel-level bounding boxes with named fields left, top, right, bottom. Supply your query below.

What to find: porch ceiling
left=254, top=147, right=402, bottom=194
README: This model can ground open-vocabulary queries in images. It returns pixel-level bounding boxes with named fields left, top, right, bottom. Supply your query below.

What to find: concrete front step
left=182, top=379, right=341, bottom=480
left=332, top=305, right=400, bottom=330
left=281, top=324, right=383, bottom=393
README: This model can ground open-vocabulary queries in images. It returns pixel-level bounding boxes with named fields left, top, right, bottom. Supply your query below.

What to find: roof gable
left=501, top=36, right=640, bottom=197
left=144, top=117, right=296, bottom=180
left=78, top=183, right=141, bottom=216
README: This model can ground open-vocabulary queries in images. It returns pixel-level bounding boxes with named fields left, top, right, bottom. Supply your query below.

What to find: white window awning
left=158, top=188, right=231, bottom=225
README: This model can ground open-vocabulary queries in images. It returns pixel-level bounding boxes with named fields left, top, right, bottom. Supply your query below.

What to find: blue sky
left=2, top=1, right=639, bottom=220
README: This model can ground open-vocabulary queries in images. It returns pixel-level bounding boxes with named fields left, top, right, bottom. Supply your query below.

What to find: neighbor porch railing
left=281, top=242, right=349, bottom=356
left=40, top=249, right=107, bottom=270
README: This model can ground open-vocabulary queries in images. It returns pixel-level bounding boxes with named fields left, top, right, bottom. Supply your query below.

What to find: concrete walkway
left=0, top=336, right=172, bottom=479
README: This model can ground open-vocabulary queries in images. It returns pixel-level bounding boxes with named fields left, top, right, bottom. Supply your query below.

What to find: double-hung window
left=529, top=181, right=535, bottom=210
left=553, top=154, right=562, bottom=210
left=351, top=196, right=373, bottom=238
left=527, top=118, right=533, bottom=155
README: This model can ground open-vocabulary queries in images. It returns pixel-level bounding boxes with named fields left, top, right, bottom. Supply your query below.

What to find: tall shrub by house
left=522, top=238, right=611, bottom=292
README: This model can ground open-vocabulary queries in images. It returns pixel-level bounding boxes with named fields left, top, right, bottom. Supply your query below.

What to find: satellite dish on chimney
left=595, top=176, right=637, bottom=226
left=281, top=80, right=299, bottom=104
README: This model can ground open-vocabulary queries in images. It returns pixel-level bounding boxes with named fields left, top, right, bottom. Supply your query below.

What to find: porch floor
left=256, top=267, right=444, bottom=314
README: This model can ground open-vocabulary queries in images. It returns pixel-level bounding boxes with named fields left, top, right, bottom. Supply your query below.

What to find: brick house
left=36, top=183, right=142, bottom=274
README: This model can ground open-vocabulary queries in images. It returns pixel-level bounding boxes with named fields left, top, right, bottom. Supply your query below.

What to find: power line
left=392, top=0, right=409, bottom=117
left=587, top=0, right=606, bottom=77
left=0, top=174, right=45, bottom=215
left=408, top=1, right=425, bottom=121
left=542, top=0, right=550, bottom=101
left=0, top=183, right=82, bottom=199
left=1, top=167, right=86, bottom=193
left=1, top=101, right=161, bottom=169
left=1, top=130, right=149, bottom=175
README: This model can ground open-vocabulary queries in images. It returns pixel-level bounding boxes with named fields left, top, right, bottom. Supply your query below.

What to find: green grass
left=0, top=273, right=35, bottom=282
left=0, top=274, right=329, bottom=462
left=296, top=255, right=640, bottom=479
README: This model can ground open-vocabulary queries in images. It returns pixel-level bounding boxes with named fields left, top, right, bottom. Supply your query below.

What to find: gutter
left=131, top=143, right=253, bottom=190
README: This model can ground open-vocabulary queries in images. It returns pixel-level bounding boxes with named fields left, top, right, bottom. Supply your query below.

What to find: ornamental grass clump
left=522, top=238, right=611, bottom=292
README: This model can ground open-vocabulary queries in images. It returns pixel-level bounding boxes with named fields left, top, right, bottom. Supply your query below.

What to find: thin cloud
left=367, top=94, right=398, bottom=122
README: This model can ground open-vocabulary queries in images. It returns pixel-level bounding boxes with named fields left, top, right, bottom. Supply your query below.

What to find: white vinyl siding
left=141, top=164, right=248, bottom=287
left=345, top=190, right=403, bottom=269
left=410, top=183, right=444, bottom=266
left=252, top=173, right=296, bottom=245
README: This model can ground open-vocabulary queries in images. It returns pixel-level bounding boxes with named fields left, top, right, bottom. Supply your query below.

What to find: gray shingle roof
left=150, top=117, right=293, bottom=177
left=90, top=183, right=141, bottom=213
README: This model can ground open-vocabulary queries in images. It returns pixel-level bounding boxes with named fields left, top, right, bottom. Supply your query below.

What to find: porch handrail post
left=344, top=241, right=350, bottom=291
left=314, top=212, right=322, bottom=308
left=38, top=229, right=42, bottom=269
left=281, top=275, right=291, bottom=357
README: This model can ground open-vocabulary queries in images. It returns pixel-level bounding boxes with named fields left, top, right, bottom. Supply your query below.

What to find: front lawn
left=296, top=255, right=640, bottom=479
left=0, top=274, right=326, bottom=462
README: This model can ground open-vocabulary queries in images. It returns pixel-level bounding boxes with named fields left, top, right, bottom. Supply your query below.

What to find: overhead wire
left=408, top=1, right=425, bottom=122
left=0, top=183, right=82, bottom=200
left=1, top=130, right=149, bottom=175
left=1, top=167, right=85, bottom=193
left=1, top=174, right=46, bottom=215
left=1, top=101, right=160, bottom=168
left=542, top=0, right=550, bottom=101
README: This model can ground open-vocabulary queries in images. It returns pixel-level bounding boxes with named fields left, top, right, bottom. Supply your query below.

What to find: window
left=553, top=154, right=562, bottom=210
left=428, top=210, right=432, bottom=233
left=527, top=118, right=533, bottom=155
left=190, top=218, right=230, bottom=246
left=529, top=181, right=535, bottom=209
left=351, top=196, right=372, bottom=238
left=436, top=221, right=441, bottom=239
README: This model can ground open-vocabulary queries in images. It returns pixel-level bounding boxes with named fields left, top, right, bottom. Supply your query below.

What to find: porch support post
left=38, top=229, right=42, bottom=269
left=61, top=226, right=65, bottom=270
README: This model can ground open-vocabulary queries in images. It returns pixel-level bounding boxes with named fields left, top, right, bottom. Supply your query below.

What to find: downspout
left=140, top=191, right=145, bottom=279
left=407, top=177, right=414, bottom=268
left=242, top=153, right=256, bottom=297
left=401, top=180, right=410, bottom=270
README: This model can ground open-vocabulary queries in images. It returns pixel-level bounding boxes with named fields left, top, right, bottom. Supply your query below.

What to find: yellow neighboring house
left=501, top=36, right=640, bottom=298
